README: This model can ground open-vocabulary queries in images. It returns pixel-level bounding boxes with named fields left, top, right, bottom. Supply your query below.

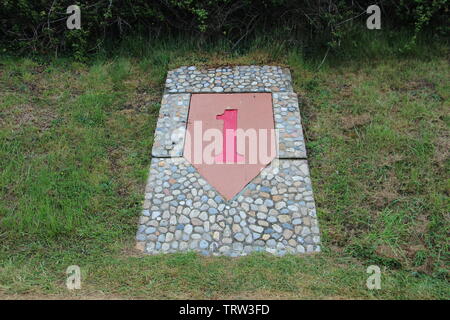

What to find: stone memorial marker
left=136, top=66, right=321, bottom=256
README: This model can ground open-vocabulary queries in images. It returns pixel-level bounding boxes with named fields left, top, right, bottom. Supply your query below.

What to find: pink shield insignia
left=184, top=93, right=276, bottom=200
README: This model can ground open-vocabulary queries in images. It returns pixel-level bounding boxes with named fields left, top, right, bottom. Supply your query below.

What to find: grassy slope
left=0, top=36, right=449, bottom=299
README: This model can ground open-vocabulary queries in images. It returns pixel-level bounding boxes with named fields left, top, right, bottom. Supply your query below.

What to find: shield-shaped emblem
left=184, top=93, right=276, bottom=200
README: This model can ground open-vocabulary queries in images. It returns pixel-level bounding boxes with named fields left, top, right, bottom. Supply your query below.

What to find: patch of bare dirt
left=0, top=291, right=130, bottom=300
left=338, top=83, right=354, bottom=98
left=120, top=241, right=145, bottom=258
left=401, top=79, right=436, bottom=92
left=372, top=189, right=400, bottom=209
left=119, top=92, right=160, bottom=114
left=404, top=244, right=426, bottom=259
left=413, top=214, right=430, bottom=235
left=370, top=172, right=400, bottom=209
left=0, top=103, right=58, bottom=131
left=341, top=113, right=372, bottom=131
left=375, top=245, right=399, bottom=260
left=414, top=256, right=436, bottom=275
left=379, top=153, right=405, bottom=166
left=395, top=79, right=442, bottom=101
left=0, top=289, right=350, bottom=300
left=433, top=134, right=449, bottom=167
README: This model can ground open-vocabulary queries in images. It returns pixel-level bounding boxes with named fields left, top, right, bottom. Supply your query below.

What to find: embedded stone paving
left=165, top=65, right=293, bottom=93
left=136, top=65, right=321, bottom=256
left=151, top=92, right=307, bottom=161
left=136, top=158, right=320, bottom=256
left=273, top=92, right=307, bottom=158
left=151, top=94, right=190, bottom=157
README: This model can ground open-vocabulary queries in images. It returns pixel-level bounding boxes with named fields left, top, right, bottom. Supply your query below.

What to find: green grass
left=0, top=32, right=449, bottom=299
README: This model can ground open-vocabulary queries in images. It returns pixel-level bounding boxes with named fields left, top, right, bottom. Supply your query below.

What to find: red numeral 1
left=215, top=109, right=244, bottom=163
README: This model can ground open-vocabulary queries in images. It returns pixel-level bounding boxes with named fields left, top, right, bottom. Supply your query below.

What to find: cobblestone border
left=138, top=65, right=321, bottom=256
left=165, top=65, right=293, bottom=93
left=136, top=158, right=320, bottom=256
left=151, top=94, right=190, bottom=157
left=273, top=92, right=307, bottom=158
left=150, top=91, right=307, bottom=160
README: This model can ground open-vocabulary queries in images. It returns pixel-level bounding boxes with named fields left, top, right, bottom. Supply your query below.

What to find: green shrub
left=0, top=1, right=448, bottom=58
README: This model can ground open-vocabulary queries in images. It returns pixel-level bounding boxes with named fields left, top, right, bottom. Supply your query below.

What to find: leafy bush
left=0, top=1, right=448, bottom=57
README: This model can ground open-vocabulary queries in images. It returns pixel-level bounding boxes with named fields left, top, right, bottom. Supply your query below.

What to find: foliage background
left=1, top=0, right=448, bottom=58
